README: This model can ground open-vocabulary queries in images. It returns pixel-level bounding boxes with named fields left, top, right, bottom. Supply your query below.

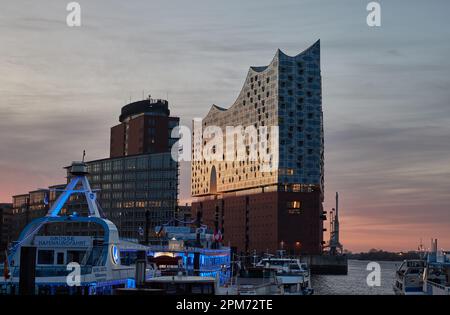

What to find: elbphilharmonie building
left=192, top=40, right=324, bottom=254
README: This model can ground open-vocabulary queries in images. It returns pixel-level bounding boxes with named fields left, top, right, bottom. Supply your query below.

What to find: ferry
left=0, top=161, right=230, bottom=295
left=393, top=259, right=426, bottom=295
left=130, top=225, right=231, bottom=286
left=393, top=239, right=450, bottom=295
left=422, top=241, right=450, bottom=295
left=0, top=162, right=153, bottom=294
left=237, top=257, right=313, bottom=295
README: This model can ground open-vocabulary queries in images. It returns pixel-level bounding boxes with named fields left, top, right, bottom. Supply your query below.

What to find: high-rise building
left=67, top=152, right=178, bottom=240
left=6, top=97, right=180, bottom=244
left=191, top=40, right=325, bottom=255
left=110, top=97, right=179, bottom=158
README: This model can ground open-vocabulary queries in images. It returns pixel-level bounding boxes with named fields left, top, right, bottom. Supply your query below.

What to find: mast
left=329, top=192, right=343, bottom=255
left=334, top=192, right=339, bottom=248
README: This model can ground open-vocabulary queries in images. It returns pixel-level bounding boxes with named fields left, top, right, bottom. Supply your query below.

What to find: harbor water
left=312, top=260, right=401, bottom=295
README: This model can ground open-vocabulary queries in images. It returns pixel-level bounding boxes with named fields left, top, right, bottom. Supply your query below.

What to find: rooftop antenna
left=82, top=150, right=86, bottom=162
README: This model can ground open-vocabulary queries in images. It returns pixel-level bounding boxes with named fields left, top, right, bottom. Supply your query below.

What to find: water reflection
left=311, top=260, right=401, bottom=295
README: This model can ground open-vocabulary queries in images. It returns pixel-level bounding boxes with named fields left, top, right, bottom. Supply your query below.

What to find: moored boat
left=0, top=162, right=155, bottom=295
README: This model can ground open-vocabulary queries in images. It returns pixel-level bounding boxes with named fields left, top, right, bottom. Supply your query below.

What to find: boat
left=422, top=240, right=450, bottom=295
left=0, top=161, right=157, bottom=295
left=0, top=161, right=231, bottom=295
left=143, top=274, right=218, bottom=295
left=393, top=259, right=426, bottom=295
left=145, top=225, right=231, bottom=286
left=236, top=256, right=313, bottom=295
left=393, top=239, right=450, bottom=295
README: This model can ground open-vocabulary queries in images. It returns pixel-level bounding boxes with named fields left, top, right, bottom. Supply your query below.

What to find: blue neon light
left=49, top=177, right=81, bottom=217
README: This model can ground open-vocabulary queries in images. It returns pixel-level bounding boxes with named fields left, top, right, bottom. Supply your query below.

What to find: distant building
left=67, top=152, right=178, bottom=240
left=5, top=97, right=180, bottom=245
left=176, top=203, right=192, bottom=224
left=10, top=193, right=33, bottom=243
left=191, top=41, right=325, bottom=255
left=0, top=203, right=13, bottom=261
left=110, top=97, right=179, bottom=158
left=9, top=189, right=59, bottom=242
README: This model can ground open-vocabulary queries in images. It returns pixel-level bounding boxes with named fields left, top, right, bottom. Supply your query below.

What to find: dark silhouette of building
left=0, top=203, right=13, bottom=261
left=176, top=203, right=192, bottom=224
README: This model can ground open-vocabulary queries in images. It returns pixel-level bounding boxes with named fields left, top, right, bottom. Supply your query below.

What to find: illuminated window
left=287, top=201, right=301, bottom=214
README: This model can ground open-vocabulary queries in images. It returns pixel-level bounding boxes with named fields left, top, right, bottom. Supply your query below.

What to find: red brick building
left=192, top=189, right=323, bottom=255
left=110, top=97, right=179, bottom=158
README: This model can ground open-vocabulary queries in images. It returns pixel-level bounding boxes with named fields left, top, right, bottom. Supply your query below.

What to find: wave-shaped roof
left=205, top=40, right=320, bottom=118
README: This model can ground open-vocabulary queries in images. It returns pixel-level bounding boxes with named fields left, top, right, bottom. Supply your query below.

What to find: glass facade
left=192, top=40, right=323, bottom=198
left=67, top=152, right=178, bottom=240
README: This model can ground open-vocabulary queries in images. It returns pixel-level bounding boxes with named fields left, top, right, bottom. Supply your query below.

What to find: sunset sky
left=0, top=0, right=449, bottom=252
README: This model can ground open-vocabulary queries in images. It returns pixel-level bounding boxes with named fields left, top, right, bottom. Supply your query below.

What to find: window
left=287, top=201, right=301, bottom=214
left=92, top=163, right=101, bottom=173
left=113, top=160, right=123, bottom=171
left=112, top=192, right=122, bottom=199
left=125, top=159, right=136, bottom=170
left=38, top=250, right=54, bottom=265
left=137, top=172, right=148, bottom=180
left=56, top=252, right=65, bottom=265
left=91, top=175, right=100, bottom=182
left=67, top=250, right=85, bottom=264
left=124, top=191, right=135, bottom=199
left=103, top=161, right=112, bottom=172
